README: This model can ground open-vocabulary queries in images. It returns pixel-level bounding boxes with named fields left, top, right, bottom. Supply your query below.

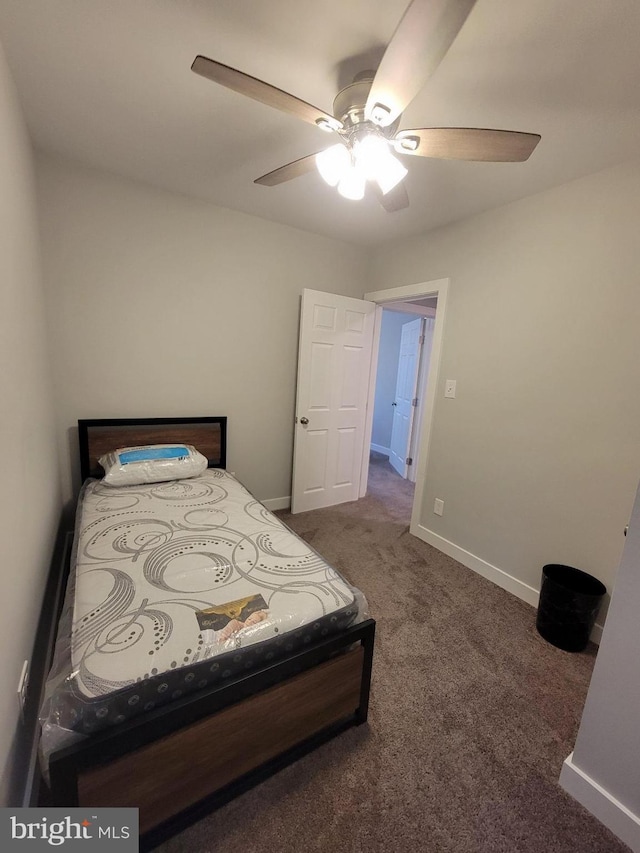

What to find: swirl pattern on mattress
left=52, top=470, right=358, bottom=734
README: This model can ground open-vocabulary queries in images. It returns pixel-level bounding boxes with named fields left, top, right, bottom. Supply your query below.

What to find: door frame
left=360, top=278, right=449, bottom=535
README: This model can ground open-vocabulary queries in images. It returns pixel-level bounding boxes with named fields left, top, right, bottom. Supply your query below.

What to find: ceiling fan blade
left=394, top=128, right=541, bottom=161
left=192, top=56, right=342, bottom=131
left=254, top=153, right=321, bottom=187
left=371, top=181, right=410, bottom=213
left=365, top=0, right=477, bottom=127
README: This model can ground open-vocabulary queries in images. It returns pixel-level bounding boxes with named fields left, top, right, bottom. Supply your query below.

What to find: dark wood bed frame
left=38, top=417, right=375, bottom=850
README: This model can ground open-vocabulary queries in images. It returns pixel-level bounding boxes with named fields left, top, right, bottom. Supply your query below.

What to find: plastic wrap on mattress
left=39, top=470, right=368, bottom=773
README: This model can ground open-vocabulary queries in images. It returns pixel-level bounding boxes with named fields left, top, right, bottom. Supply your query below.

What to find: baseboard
left=370, top=444, right=390, bottom=457
left=590, top=622, right=603, bottom=645
left=560, top=753, right=640, bottom=851
left=414, top=523, right=539, bottom=605
left=412, top=524, right=604, bottom=643
left=262, top=496, right=291, bottom=511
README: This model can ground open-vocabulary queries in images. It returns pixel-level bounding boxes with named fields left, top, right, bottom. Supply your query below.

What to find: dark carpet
left=159, top=454, right=628, bottom=852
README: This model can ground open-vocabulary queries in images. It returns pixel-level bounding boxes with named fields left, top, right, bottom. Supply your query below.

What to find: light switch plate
left=434, top=498, right=444, bottom=516
left=444, top=379, right=456, bottom=398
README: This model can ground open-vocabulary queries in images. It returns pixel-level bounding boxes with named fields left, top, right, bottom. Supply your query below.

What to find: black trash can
left=536, top=564, right=606, bottom=652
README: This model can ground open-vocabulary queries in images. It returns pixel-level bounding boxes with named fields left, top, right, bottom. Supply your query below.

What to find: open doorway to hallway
left=367, top=296, right=438, bottom=521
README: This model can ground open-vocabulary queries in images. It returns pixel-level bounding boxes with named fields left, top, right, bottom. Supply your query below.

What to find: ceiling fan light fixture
left=375, top=153, right=408, bottom=195
left=355, top=134, right=408, bottom=195
left=337, top=164, right=366, bottom=201
left=316, top=143, right=351, bottom=187
left=354, top=135, right=390, bottom=180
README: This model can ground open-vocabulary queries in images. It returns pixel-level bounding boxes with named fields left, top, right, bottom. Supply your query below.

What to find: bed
left=39, top=417, right=375, bottom=850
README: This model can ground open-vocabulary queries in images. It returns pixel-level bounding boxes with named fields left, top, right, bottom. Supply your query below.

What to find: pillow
left=99, top=444, right=208, bottom=486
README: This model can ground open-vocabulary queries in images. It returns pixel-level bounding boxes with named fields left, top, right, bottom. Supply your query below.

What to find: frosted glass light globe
left=316, top=144, right=350, bottom=187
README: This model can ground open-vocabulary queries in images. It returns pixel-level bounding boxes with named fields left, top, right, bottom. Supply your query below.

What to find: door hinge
left=406, top=456, right=413, bottom=466
left=412, top=397, right=418, bottom=407
left=419, top=335, right=425, bottom=344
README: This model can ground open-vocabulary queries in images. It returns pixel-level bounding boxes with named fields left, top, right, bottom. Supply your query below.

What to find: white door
left=389, top=317, right=423, bottom=478
left=291, top=289, right=376, bottom=514
left=408, top=316, right=435, bottom=483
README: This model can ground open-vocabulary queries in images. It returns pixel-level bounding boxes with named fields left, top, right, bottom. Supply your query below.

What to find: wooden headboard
left=78, top=417, right=227, bottom=482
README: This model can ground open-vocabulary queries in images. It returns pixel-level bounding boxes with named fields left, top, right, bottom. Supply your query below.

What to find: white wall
left=371, top=310, right=415, bottom=451
left=36, top=156, right=368, bottom=506
left=560, top=480, right=640, bottom=851
left=0, top=42, right=61, bottom=803
left=370, top=160, right=640, bottom=607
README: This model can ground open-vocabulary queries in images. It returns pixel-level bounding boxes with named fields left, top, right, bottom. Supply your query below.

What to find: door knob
left=300, top=417, right=309, bottom=425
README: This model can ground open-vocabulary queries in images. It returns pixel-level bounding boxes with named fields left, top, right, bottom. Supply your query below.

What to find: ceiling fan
left=191, top=0, right=541, bottom=212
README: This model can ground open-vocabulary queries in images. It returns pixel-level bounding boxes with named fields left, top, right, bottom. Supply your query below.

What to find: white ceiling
left=1, top=0, right=639, bottom=247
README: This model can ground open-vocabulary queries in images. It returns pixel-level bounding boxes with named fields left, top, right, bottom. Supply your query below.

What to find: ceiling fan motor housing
left=332, top=74, right=401, bottom=139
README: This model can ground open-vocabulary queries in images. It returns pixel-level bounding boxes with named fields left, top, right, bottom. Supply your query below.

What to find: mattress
left=42, top=469, right=360, bottom=741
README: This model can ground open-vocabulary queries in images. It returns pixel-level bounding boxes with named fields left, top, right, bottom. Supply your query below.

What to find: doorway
left=367, top=298, right=437, bottom=519
left=360, top=278, right=449, bottom=535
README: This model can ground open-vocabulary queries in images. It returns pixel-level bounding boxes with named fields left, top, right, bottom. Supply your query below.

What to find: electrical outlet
left=17, top=660, right=29, bottom=720
left=434, top=498, right=444, bottom=516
